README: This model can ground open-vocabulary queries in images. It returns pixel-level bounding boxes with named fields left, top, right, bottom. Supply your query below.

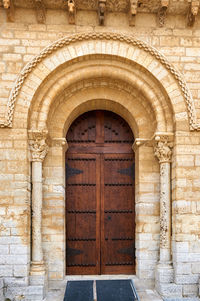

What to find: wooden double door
left=66, top=111, right=135, bottom=275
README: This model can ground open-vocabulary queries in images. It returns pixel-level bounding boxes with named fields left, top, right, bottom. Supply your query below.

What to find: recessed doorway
left=66, top=110, right=135, bottom=275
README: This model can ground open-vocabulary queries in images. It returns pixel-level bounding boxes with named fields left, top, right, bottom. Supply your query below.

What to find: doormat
left=96, top=279, right=139, bottom=301
left=64, top=280, right=93, bottom=301
left=63, top=279, right=139, bottom=301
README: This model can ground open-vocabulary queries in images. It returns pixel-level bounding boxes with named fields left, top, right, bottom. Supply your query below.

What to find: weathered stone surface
left=0, top=4, right=200, bottom=301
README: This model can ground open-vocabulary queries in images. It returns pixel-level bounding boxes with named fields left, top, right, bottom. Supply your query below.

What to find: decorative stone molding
left=154, top=135, right=173, bottom=164
left=51, top=138, right=68, bottom=148
left=132, top=138, right=150, bottom=151
left=129, top=0, right=138, bottom=26
left=187, top=0, right=200, bottom=27
left=28, top=130, right=48, bottom=162
left=157, top=0, right=169, bottom=27
left=98, top=0, right=106, bottom=25
left=34, top=0, right=46, bottom=24
left=67, top=0, right=76, bottom=24
left=0, top=32, right=197, bottom=130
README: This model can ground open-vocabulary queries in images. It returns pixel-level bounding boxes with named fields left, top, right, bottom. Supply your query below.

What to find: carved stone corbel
left=34, top=0, right=46, bottom=24
left=187, top=0, right=200, bottom=27
left=98, top=0, right=106, bottom=26
left=129, top=0, right=138, bottom=26
left=67, top=0, right=76, bottom=24
left=157, top=0, right=169, bottom=27
left=3, top=0, right=15, bottom=22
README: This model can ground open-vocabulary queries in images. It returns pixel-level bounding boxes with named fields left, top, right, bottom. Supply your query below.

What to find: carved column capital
left=28, top=130, right=48, bottom=162
left=154, top=135, right=173, bottom=164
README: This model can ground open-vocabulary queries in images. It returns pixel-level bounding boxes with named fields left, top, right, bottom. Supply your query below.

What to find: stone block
left=0, top=289, right=4, bottom=300
left=10, top=245, right=29, bottom=255
left=183, top=284, right=198, bottom=297
left=156, top=283, right=182, bottom=298
left=0, top=278, right=4, bottom=289
left=4, top=284, right=27, bottom=300
left=0, top=265, right=13, bottom=277
left=175, top=274, right=199, bottom=285
left=0, top=254, right=29, bottom=265
left=26, top=285, right=46, bottom=301
left=4, top=276, right=28, bottom=287
left=191, top=263, right=200, bottom=274
left=14, top=265, right=29, bottom=277
left=0, top=245, right=9, bottom=255
left=29, top=274, right=47, bottom=286
left=175, top=263, right=191, bottom=275
left=156, top=264, right=174, bottom=284
left=172, top=241, right=189, bottom=253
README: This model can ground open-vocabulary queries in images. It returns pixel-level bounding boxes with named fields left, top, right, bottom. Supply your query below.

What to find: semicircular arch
left=2, top=32, right=196, bottom=133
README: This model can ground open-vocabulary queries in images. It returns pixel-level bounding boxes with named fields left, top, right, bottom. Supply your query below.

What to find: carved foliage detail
left=28, top=130, right=48, bottom=162
left=154, top=136, right=173, bottom=163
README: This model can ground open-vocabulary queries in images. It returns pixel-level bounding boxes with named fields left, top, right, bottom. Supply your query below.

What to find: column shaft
left=32, top=161, right=43, bottom=263
left=160, top=161, right=171, bottom=263
left=28, top=129, right=48, bottom=275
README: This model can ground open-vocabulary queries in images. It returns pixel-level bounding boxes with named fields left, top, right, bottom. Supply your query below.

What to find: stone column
left=154, top=135, right=173, bottom=264
left=154, top=134, right=174, bottom=288
left=28, top=130, right=48, bottom=275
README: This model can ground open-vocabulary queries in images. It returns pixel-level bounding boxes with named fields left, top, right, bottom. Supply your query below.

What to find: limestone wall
left=0, top=6, right=200, bottom=300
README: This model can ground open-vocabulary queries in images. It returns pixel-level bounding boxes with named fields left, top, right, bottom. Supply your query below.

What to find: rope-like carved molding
left=0, top=32, right=198, bottom=130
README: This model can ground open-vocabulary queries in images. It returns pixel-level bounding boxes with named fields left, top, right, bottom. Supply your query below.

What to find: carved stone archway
left=7, top=32, right=194, bottom=294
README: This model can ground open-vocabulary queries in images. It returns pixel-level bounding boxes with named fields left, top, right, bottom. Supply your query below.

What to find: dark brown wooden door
left=66, top=111, right=135, bottom=275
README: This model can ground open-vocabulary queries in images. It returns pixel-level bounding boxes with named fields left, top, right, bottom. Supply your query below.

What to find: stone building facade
left=0, top=0, right=200, bottom=300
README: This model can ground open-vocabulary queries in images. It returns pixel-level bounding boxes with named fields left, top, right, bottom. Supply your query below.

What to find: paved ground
left=45, top=275, right=163, bottom=301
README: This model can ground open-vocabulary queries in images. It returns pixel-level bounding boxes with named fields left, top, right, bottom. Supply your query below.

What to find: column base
left=30, top=261, right=46, bottom=276
left=156, top=262, right=174, bottom=284
left=155, top=262, right=182, bottom=298
left=29, top=264, right=48, bottom=300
